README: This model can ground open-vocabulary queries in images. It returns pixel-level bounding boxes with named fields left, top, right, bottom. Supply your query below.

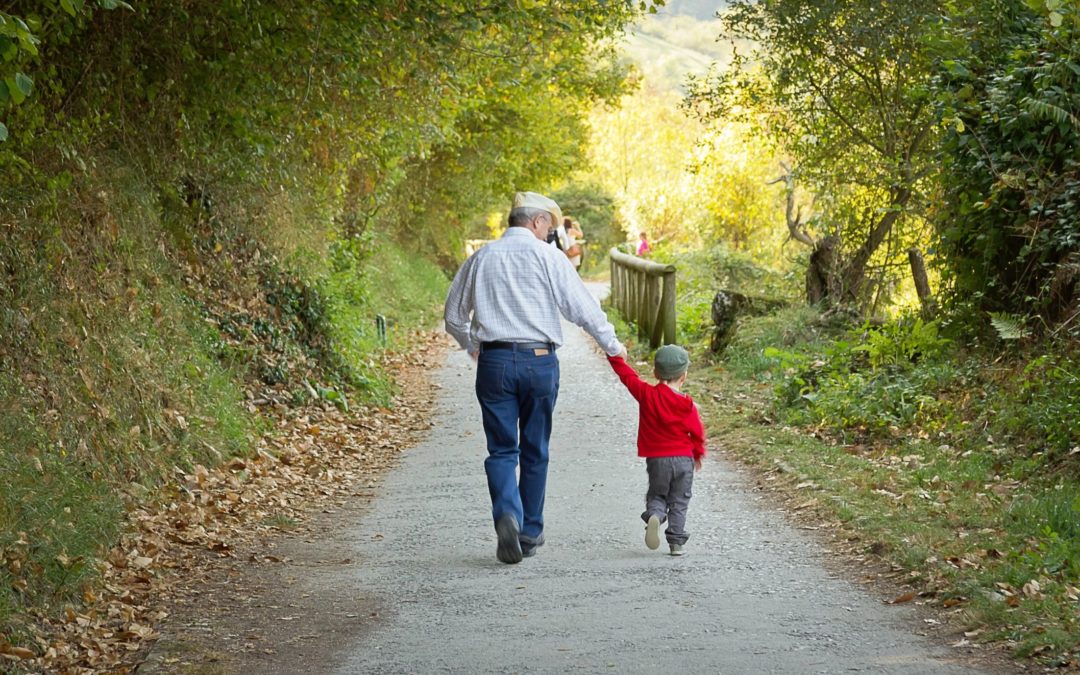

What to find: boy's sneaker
left=645, top=515, right=661, bottom=550
left=669, top=543, right=685, bottom=556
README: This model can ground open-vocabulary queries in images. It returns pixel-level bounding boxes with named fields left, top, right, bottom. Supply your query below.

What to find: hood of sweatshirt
left=655, top=383, right=695, bottom=414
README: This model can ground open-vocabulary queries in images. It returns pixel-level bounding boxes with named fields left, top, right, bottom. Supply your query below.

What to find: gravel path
left=326, top=286, right=995, bottom=675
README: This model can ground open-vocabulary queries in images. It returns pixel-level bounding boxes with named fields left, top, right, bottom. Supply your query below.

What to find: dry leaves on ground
left=3, top=332, right=447, bottom=674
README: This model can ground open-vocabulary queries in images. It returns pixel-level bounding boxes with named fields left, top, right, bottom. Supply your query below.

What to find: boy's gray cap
left=654, top=344, right=689, bottom=380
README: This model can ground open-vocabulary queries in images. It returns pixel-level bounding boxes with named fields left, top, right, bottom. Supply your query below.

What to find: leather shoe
left=520, top=532, right=545, bottom=558
left=495, top=515, right=522, bottom=564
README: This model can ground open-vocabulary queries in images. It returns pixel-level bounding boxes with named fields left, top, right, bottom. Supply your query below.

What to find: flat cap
left=512, top=191, right=562, bottom=228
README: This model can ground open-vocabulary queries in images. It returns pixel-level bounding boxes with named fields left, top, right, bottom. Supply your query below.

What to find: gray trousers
left=641, top=456, right=695, bottom=545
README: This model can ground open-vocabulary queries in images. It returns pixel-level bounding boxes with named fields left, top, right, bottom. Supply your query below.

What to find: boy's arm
left=607, top=355, right=648, bottom=401
left=688, top=402, right=707, bottom=459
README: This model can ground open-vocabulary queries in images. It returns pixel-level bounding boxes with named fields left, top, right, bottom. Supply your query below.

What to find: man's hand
left=469, top=350, right=479, bottom=362
left=693, top=457, right=703, bottom=472
left=614, top=346, right=628, bottom=360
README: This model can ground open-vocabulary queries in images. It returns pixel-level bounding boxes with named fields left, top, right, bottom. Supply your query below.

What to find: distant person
left=563, top=217, right=583, bottom=273
left=547, top=218, right=567, bottom=252
left=568, top=219, right=584, bottom=241
left=636, top=231, right=651, bottom=257
left=445, top=191, right=627, bottom=564
left=607, top=344, right=706, bottom=556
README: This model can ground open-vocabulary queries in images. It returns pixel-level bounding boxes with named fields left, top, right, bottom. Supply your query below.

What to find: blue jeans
left=475, top=346, right=559, bottom=541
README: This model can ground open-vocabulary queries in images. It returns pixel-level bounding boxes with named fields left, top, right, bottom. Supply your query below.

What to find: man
left=445, top=191, right=626, bottom=564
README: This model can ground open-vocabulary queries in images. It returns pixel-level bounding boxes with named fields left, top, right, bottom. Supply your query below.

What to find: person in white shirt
left=563, top=217, right=584, bottom=272
left=445, top=191, right=626, bottom=564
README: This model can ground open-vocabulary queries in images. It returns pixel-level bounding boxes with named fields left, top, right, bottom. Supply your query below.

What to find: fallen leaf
left=1022, top=580, right=1043, bottom=598
left=0, top=646, right=36, bottom=659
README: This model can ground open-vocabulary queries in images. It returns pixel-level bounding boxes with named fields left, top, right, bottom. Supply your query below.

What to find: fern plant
left=989, top=312, right=1030, bottom=340
left=852, top=318, right=950, bottom=369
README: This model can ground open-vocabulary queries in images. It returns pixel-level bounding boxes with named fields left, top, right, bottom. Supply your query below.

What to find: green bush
left=740, top=305, right=1079, bottom=459
left=995, top=353, right=1080, bottom=458
left=322, top=236, right=449, bottom=403
left=654, top=242, right=800, bottom=348
left=936, top=1, right=1080, bottom=324
left=851, top=318, right=951, bottom=369
left=797, top=362, right=961, bottom=434
left=722, top=305, right=835, bottom=379
left=550, top=183, right=620, bottom=274
left=746, top=315, right=962, bottom=435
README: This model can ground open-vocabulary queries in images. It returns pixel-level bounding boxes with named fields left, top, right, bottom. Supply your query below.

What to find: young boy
left=608, top=345, right=706, bottom=556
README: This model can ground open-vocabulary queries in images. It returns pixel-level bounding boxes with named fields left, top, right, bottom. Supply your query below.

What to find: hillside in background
left=656, top=0, right=728, bottom=21
left=623, top=4, right=734, bottom=93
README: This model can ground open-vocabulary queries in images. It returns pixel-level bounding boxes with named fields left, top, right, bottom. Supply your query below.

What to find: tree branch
left=768, top=162, right=816, bottom=248
left=803, top=72, right=886, bottom=155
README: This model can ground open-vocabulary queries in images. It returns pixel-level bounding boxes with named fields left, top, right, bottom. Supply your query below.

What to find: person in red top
left=608, top=344, right=706, bottom=556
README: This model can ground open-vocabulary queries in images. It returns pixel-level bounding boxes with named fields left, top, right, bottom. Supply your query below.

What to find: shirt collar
left=502, top=227, right=536, bottom=239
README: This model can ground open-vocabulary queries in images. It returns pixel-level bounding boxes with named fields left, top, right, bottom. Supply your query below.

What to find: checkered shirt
left=444, top=227, right=623, bottom=356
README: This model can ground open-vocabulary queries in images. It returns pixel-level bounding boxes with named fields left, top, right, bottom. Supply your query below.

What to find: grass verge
left=0, top=160, right=449, bottom=644
left=608, top=299, right=1079, bottom=669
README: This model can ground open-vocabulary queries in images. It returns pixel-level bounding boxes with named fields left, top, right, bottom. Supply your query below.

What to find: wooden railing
left=609, top=247, right=677, bottom=348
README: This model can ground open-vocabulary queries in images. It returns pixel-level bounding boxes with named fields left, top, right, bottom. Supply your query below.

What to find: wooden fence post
left=648, top=275, right=662, bottom=347
left=637, top=270, right=648, bottom=341
left=608, top=248, right=678, bottom=349
left=662, top=271, right=677, bottom=345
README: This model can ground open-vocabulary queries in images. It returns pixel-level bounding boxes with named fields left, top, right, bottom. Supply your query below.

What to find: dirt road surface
left=143, top=285, right=1011, bottom=675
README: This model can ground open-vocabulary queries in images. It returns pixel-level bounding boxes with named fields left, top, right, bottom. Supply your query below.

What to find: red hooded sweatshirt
left=607, top=356, right=707, bottom=460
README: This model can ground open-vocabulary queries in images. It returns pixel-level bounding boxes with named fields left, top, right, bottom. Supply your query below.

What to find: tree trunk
left=806, top=236, right=840, bottom=305
left=907, top=247, right=936, bottom=317
left=1047, top=251, right=1079, bottom=325
left=840, top=187, right=912, bottom=302
left=710, top=290, right=789, bottom=354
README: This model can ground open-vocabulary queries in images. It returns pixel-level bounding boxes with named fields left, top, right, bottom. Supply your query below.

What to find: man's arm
left=550, top=254, right=624, bottom=356
left=444, top=256, right=477, bottom=353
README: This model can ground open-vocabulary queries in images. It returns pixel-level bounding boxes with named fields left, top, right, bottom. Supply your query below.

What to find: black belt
left=481, top=341, right=556, bottom=352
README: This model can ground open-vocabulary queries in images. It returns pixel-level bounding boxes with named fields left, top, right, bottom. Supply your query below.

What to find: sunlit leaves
left=688, top=0, right=942, bottom=307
